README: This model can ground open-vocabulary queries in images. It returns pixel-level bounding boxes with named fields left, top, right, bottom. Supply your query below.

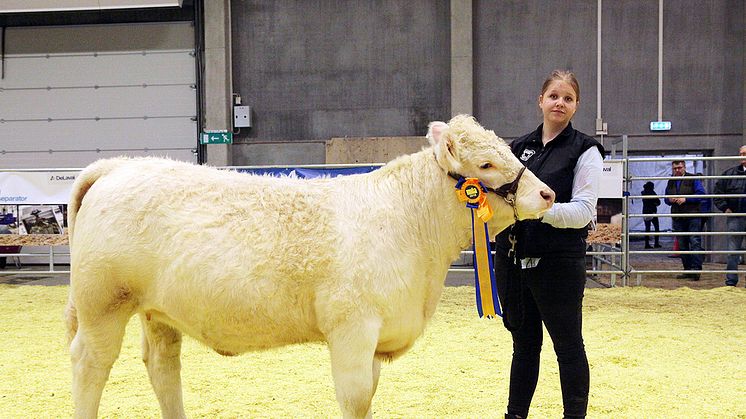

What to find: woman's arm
left=540, top=147, right=603, bottom=228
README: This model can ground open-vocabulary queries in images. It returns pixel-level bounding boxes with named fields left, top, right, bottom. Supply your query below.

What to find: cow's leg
left=70, top=311, right=131, bottom=418
left=140, top=314, right=186, bottom=419
left=327, top=319, right=381, bottom=419
left=367, top=358, right=382, bottom=418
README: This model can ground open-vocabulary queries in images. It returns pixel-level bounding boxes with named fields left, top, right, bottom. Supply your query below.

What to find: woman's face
left=539, top=80, right=578, bottom=127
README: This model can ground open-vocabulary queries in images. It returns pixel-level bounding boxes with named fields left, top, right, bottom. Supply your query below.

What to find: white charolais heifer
left=66, top=115, right=554, bottom=418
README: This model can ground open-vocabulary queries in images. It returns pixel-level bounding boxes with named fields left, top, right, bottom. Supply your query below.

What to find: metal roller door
left=0, top=22, right=197, bottom=169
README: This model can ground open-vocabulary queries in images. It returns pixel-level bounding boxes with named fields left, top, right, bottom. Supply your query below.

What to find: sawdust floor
left=1, top=283, right=744, bottom=418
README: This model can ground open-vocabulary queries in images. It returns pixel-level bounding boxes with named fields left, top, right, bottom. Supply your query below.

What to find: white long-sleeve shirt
left=540, top=146, right=603, bottom=229
left=519, top=146, right=602, bottom=269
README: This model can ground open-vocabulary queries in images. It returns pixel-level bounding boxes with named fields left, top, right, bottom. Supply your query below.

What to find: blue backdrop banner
left=236, top=166, right=380, bottom=179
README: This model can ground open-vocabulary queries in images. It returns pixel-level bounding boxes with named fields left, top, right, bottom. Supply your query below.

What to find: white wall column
left=450, top=0, right=473, bottom=117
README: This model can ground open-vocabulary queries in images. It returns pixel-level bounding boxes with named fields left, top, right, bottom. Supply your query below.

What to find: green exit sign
left=650, top=121, right=671, bottom=131
left=200, top=130, right=233, bottom=144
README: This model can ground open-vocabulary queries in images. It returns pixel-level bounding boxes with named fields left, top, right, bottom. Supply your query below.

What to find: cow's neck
left=374, top=149, right=476, bottom=265
left=364, top=149, right=486, bottom=321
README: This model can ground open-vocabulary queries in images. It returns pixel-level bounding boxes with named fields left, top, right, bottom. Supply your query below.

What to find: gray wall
left=474, top=0, right=598, bottom=136
left=600, top=0, right=658, bottom=136
left=663, top=0, right=742, bottom=135
left=474, top=0, right=743, bottom=140
left=226, top=0, right=744, bottom=166
left=230, top=0, right=451, bottom=145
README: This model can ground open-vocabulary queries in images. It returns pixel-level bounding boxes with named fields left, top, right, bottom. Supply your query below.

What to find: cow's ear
left=428, top=121, right=461, bottom=172
left=426, top=121, right=448, bottom=147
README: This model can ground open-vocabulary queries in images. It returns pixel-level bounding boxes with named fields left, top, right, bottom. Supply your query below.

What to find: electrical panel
left=234, top=106, right=252, bottom=128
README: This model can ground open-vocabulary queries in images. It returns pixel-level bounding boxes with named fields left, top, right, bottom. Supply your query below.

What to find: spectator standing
left=697, top=172, right=713, bottom=232
left=0, top=223, right=10, bottom=269
left=665, top=160, right=706, bottom=280
left=0, top=210, right=17, bottom=269
left=641, top=181, right=662, bottom=248
left=713, top=145, right=746, bottom=287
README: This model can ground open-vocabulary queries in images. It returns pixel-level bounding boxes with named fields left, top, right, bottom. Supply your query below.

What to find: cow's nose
left=540, top=188, right=555, bottom=207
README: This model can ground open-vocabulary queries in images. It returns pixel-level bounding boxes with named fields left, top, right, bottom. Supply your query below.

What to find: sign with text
left=599, top=160, right=623, bottom=198
left=650, top=121, right=671, bottom=131
left=0, top=171, right=78, bottom=204
left=200, top=130, right=233, bottom=144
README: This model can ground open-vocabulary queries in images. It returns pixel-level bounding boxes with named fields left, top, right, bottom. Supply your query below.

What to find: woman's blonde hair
left=541, top=70, right=580, bottom=101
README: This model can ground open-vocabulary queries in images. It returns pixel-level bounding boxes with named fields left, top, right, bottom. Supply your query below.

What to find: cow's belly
left=374, top=295, right=439, bottom=357
left=146, top=309, right=325, bottom=355
left=373, top=270, right=447, bottom=358
left=140, top=278, right=326, bottom=355
left=376, top=316, right=424, bottom=356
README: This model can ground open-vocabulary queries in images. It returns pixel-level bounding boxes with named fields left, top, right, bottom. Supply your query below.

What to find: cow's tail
left=66, top=157, right=129, bottom=345
left=67, top=158, right=129, bottom=242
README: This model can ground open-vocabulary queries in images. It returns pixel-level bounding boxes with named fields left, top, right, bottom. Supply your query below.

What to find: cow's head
left=427, top=115, right=554, bottom=234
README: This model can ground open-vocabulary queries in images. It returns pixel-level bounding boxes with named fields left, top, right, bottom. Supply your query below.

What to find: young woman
left=494, top=70, right=604, bottom=419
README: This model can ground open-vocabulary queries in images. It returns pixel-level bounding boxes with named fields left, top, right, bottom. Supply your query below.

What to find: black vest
left=665, top=174, right=700, bottom=213
left=495, top=123, right=604, bottom=258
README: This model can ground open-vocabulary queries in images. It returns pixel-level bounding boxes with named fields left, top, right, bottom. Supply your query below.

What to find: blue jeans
left=725, top=217, right=746, bottom=285
left=672, top=217, right=703, bottom=271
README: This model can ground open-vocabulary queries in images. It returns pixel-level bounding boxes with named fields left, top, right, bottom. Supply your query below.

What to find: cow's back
left=71, top=158, right=341, bottom=352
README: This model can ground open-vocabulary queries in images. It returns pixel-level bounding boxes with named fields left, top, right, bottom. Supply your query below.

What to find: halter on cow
left=447, top=166, right=526, bottom=261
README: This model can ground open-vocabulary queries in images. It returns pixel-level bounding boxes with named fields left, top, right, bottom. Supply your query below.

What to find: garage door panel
left=0, top=23, right=196, bottom=170
left=0, top=118, right=197, bottom=151
left=0, top=51, right=195, bottom=88
left=0, top=85, right=196, bottom=119
left=0, top=148, right=197, bottom=170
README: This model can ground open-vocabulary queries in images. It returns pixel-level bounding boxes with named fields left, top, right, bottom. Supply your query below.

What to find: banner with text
left=0, top=171, right=79, bottom=204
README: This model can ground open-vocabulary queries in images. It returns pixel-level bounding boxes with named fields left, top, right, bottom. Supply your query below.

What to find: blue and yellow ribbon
left=455, top=178, right=503, bottom=318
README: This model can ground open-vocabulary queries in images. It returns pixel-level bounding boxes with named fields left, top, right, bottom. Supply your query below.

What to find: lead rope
left=503, top=190, right=520, bottom=265
left=507, top=226, right=518, bottom=265
left=501, top=184, right=524, bottom=332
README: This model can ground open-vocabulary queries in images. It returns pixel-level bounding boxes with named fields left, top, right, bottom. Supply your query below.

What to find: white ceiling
left=0, top=1, right=183, bottom=14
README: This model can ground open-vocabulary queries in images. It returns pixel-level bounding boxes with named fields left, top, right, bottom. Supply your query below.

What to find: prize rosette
left=455, top=177, right=502, bottom=318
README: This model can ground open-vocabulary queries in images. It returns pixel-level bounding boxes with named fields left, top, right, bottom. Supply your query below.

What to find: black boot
left=505, top=414, right=524, bottom=419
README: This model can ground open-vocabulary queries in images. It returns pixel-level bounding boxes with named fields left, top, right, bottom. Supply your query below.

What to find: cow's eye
left=480, top=163, right=492, bottom=169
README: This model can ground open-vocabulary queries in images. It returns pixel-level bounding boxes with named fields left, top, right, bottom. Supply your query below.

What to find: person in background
left=696, top=172, right=713, bottom=232
left=0, top=223, right=10, bottom=269
left=665, top=160, right=706, bottom=281
left=641, top=181, right=662, bottom=248
left=713, top=145, right=746, bottom=287
left=0, top=210, right=17, bottom=269
left=29, top=217, right=57, bottom=234
left=493, top=70, right=603, bottom=419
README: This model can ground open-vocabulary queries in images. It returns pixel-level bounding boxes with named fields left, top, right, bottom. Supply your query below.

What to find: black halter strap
left=448, top=166, right=526, bottom=201
left=448, top=166, right=526, bottom=228
left=435, top=150, right=526, bottom=210
left=491, top=167, right=526, bottom=199
left=441, top=155, right=526, bottom=263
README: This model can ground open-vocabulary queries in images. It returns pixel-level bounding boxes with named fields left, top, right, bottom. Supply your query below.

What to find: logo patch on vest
left=519, top=149, right=536, bottom=162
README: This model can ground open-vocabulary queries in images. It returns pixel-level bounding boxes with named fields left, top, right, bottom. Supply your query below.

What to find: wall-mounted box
left=234, top=106, right=252, bottom=128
